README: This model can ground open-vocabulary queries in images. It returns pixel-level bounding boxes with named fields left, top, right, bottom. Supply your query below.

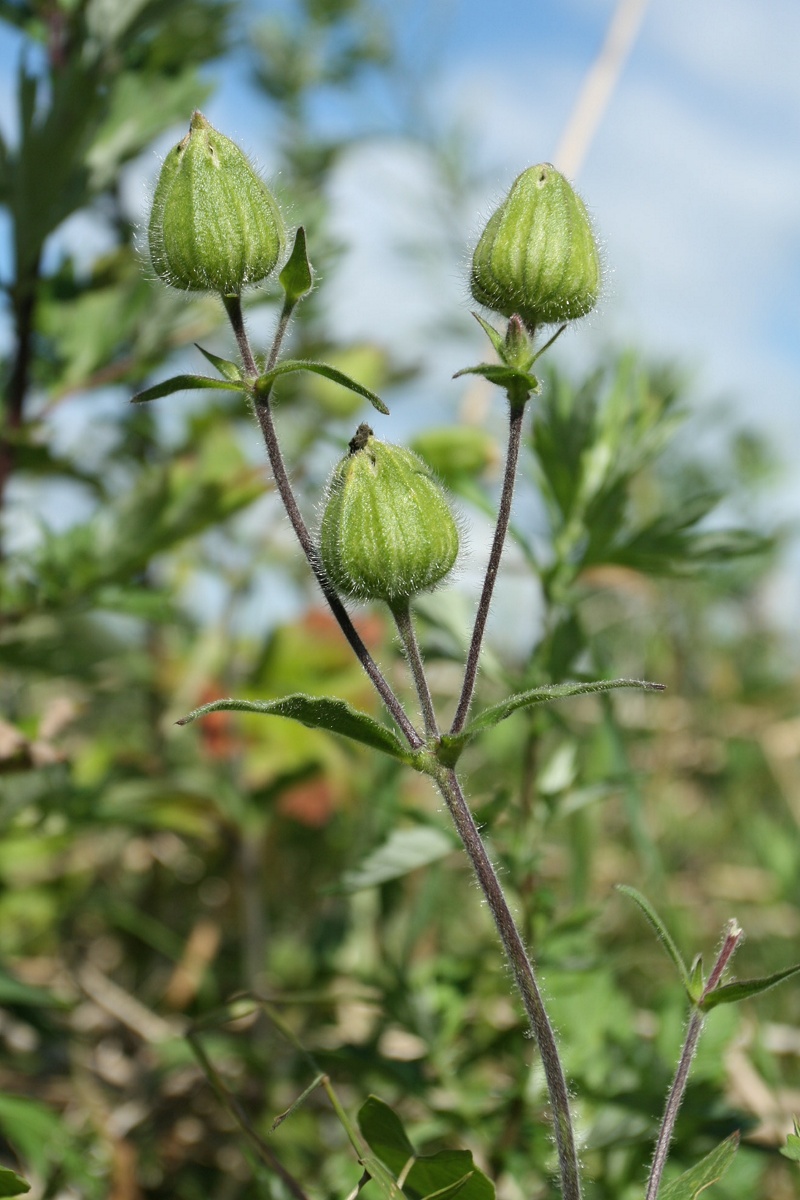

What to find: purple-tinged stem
left=644, top=921, right=744, bottom=1200
left=222, top=293, right=422, bottom=751
left=450, top=401, right=524, bottom=735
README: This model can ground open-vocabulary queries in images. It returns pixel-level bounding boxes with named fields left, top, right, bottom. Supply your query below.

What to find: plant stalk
left=450, top=400, right=525, bottom=735
left=644, top=921, right=743, bottom=1200
left=222, top=293, right=422, bottom=751
left=391, top=599, right=439, bottom=739
left=435, top=765, right=582, bottom=1200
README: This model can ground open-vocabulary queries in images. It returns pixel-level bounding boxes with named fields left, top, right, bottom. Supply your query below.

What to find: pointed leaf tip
left=280, top=226, right=313, bottom=304
left=617, top=885, right=691, bottom=992
left=255, top=359, right=389, bottom=415
left=701, top=961, right=800, bottom=1011
left=658, top=1133, right=739, bottom=1200
left=176, top=693, right=414, bottom=762
left=195, top=344, right=244, bottom=382
left=131, top=374, right=245, bottom=403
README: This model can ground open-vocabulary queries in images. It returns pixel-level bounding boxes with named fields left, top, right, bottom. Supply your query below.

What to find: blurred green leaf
left=358, top=1096, right=415, bottom=1174
left=340, top=827, right=455, bottom=892
left=0, top=1167, right=30, bottom=1198
left=358, top=1097, right=494, bottom=1200
left=0, top=966, right=66, bottom=1009
left=780, top=1118, right=800, bottom=1162
left=659, top=1132, right=739, bottom=1199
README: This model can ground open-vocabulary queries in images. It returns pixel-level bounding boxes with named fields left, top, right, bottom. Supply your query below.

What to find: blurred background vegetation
left=0, top=2, right=798, bottom=1198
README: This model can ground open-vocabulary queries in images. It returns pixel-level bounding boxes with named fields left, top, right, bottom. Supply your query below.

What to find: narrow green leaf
left=195, top=344, right=243, bottom=382
left=617, top=885, right=691, bottom=992
left=452, top=363, right=540, bottom=395
left=177, top=694, right=414, bottom=763
left=358, top=1097, right=415, bottom=1176
left=0, top=965, right=67, bottom=1009
left=270, top=1073, right=326, bottom=1131
left=131, top=374, right=245, bottom=403
left=340, top=827, right=456, bottom=892
left=659, top=1132, right=739, bottom=1200
left=280, top=226, right=313, bottom=303
left=0, top=1167, right=30, bottom=1198
left=442, top=678, right=665, bottom=763
left=255, top=360, right=390, bottom=414
left=701, top=962, right=800, bottom=1011
left=471, top=311, right=505, bottom=356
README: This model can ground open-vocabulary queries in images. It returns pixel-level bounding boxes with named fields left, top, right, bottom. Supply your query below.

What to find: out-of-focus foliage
left=1, top=3, right=799, bottom=1200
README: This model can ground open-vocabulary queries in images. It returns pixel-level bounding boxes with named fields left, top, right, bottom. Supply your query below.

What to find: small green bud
left=471, top=164, right=600, bottom=330
left=149, top=111, right=286, bottom=294
left=320, top=424, right=459, bottom=604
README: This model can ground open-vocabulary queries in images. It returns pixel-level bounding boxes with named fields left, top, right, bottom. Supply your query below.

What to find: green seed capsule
left=470, top=163, right=600, bottom=330
left=149, top=111, right=286, bottom=295
left=320, top=425, right=459, bottom=605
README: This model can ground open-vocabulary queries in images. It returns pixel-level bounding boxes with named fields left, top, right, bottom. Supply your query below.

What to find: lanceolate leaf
left=659, top=1133, right=739, bottom=1200
left=177, top=694, right=414, bottom=763
left=254, top=360, right=390, bottom=414
left=131, top=374, right=245, bottom=403
left=438, top=678, right=664, bottom=765
left=701, top=962, right=800, bottom=1011
left=617, top=885, right=691, bottom=993
left=195, top=344, right=243, bottom=382
left=471, top=311, right=505, bottom=356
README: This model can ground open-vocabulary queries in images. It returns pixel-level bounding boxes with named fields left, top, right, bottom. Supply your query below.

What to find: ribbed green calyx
left=471, top=163, right=600, bottom=330
left=320, top=425, right=459, bottom=605
left=149, top=111, right=285, bottom=295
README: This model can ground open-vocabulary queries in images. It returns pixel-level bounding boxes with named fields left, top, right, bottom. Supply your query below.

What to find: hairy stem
left=266, top=296, right=295, bottom=371
left=644, top=921, right=743, bottom=1200
left=644, top=1009, right=705, bottom=1200
left=222, top=293, right=422, bottom=751
left=435, top=766, right=582, bottom=1200
left=390, top=599, right=439, bottom=739
left=451, top=401, right=524, bottom=735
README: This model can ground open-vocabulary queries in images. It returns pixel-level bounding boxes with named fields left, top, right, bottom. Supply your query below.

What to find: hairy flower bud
left=320, top=425, right=459, bottom=605
left=470, top=164, right=600, bottom=329
left=149, top=111, right=285, bottom=294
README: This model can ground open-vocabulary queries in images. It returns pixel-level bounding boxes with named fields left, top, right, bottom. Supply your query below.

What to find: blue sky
left=1, top=0, right=799, bottom=628
left=190, top=0, right=800, bottom=449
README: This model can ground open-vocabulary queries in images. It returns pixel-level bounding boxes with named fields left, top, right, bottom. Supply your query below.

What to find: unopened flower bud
left=320, top=424, right=459, bottom=605
left=471, top=164, right=600, bottom=330
left=149, top=111, right=285, bottom=294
